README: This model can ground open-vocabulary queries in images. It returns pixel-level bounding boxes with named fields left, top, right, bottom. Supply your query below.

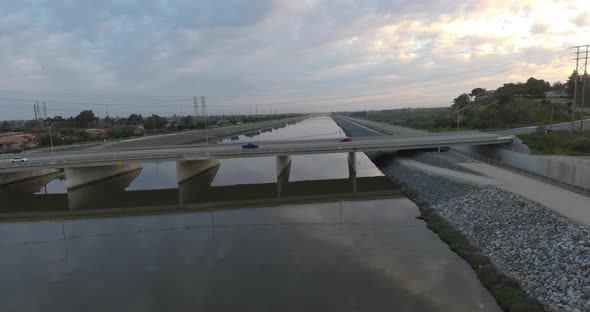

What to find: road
left=494, top=118, right=590, bottom=135
left=0, top=132, right=514, bottom=173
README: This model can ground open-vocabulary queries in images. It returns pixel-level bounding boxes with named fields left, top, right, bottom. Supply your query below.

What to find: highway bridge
left=0, top=131, right=514, bottom=189
left=0, top=132, right=513, bottom=173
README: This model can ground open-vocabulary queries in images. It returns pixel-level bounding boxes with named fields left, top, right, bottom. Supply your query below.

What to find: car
left=242, top=143, right=259, bottom=149
left=340, top=137, right=352, bottom=142
left=10, top=157, right=28, bottom=163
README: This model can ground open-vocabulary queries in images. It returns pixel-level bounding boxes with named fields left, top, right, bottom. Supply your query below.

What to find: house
left=0, top=141, right=19, bottom=151
left=545, top=91, right=566, bottom=97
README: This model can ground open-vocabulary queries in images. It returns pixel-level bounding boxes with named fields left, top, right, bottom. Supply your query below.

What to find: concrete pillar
left=0, top=169, right=59, bottom=186
left=276, top=155, right=292, bottom=198
left=348, top=152, right=357, bottom=193
left=176, top=159, right=220, bottom=183
left=0, top=171, right=60, bottom=194
left=178, top=163, right=220, bottom=204
left=64, top=163, right=142, bottom=189
left=67, top=168, right=142, bottom=210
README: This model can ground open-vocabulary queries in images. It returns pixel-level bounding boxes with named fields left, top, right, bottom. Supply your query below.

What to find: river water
left=0, top=116, right=500, bottom=311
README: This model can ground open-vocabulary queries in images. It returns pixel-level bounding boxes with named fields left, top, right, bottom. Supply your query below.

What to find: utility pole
left=581, top=45, right=589, bottom=130
left=550, top=106, right=554, bottom=131
left=572, top=46, right=580, bottom=131
left=201, top=96, right=208, bottom=144
left=456, top=109, right=460, bottom=131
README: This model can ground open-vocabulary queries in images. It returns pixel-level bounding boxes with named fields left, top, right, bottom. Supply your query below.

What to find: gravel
left=336, top=116, right=590, bottom=311
left=412, top=152, right=484, bottom=176
left=380, top=160, right=590, bottom=312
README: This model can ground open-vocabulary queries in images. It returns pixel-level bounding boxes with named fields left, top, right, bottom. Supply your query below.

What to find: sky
left=0, top=0, right=589, bottom=119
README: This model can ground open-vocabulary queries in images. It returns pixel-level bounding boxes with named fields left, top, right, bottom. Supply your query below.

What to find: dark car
left=242, top=143, right=259, bottom=149
left=339, top=137, right=352, bottom=142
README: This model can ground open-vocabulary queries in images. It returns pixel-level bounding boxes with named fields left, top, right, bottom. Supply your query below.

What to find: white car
left=10, top=157, right=28, bottom=163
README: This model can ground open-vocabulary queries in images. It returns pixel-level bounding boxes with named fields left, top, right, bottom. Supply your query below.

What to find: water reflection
left=0, top=163, right=399, bottom=220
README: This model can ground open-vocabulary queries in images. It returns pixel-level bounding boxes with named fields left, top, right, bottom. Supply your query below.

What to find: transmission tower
left=201, top=96, right=206, bottom=116
left=42, top=101, right=48, bottom=119
left=193, top=96, right=199, bottom=117
left=572, top=45, right=590, bottom=130
left=33, top=102, right=39, bottom=121
left=201, top=96, right=208, bottom=144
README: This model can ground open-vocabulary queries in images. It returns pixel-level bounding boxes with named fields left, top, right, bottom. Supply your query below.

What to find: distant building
left=545, top=91, right=566, bottom=97
left=0, top=141, right=19, bottom=151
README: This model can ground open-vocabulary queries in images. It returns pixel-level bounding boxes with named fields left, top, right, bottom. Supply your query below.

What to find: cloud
left=530, top=21, right=549, bottom=34
left=0, top=0, right=588, bottom=119
left=572, top=12, right=590, bottom=26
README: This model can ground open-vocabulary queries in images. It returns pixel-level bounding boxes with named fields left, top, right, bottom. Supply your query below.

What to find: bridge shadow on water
left=0, top=163, right=401, bottom=221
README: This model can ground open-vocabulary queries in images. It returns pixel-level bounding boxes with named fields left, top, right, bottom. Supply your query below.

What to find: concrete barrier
left=453, top=145, right=590, bottom=192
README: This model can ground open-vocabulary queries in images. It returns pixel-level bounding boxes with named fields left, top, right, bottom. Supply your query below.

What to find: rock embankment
left=385, top=159, right=590, bottom=312
left=333, top=115, right=590, bottom=311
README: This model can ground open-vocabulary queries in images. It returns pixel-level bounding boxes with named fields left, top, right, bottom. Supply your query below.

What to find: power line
left=0, top=50, right=573, bottom=119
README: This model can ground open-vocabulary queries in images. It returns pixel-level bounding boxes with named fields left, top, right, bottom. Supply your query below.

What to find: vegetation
left=392, top=183, right=545, bottom=312
left=519, top=130, right=590, bottom=156
left=346, top=107, right=456, bottom=131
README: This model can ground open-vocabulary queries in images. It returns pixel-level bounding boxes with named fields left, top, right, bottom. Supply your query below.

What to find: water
left=0, top=116, right=501, bottom=311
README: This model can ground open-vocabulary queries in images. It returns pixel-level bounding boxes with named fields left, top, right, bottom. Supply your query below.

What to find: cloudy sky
left=0, top=0, right=589, bottom=119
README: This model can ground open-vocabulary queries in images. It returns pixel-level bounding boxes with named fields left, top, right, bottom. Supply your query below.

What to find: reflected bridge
left=0, top=163, right=401, bottom=220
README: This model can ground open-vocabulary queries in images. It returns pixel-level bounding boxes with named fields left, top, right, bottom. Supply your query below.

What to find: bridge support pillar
left=276, top=155, right=292, bottom=197
left=348, top=152, right=357, bottom=193
left=64, top=164, right=142, bottom=189
left=0, top=169, right=59, bottom=186
left=176, top=159, right=220, bottom=183
left=178, top=162, right=220, bottom=204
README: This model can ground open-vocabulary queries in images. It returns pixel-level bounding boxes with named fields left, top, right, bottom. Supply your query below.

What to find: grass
left=519, top=130, right=590, bottom=156
left=396, top=184, right=545, bottom=312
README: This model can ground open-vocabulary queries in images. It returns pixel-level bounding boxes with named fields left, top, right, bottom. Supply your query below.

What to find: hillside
left=345, top=96, right=588, bottom=132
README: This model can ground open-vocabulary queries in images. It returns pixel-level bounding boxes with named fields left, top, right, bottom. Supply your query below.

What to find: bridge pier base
left=348, top=152, right=357, bottom=192
left=64, top=164, right=142, bottom=189
left=176, top=159, right=220, bottom=183
left=276, top=155, right=292, bottom=197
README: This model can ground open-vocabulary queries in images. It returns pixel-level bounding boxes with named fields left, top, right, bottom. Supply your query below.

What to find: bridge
left=0, top=131, right=514, bottom=189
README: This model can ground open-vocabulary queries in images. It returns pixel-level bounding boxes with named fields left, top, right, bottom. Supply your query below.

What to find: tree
left=144, top=114, right=167, bottom=129
left=524, top=77, right=550, bottom=97
left=564, top=71, right=590, bottom=107
left=74, top=110, right=97, bottom=127
left=470, top=88, right=486, bottom=97
left=181, top=115, right=193, bottom=128
left=551, top=81, right=565, bottom=93
left=127, top=114, right=144, bottom=125
left=450, top=93, right=470, bottom=110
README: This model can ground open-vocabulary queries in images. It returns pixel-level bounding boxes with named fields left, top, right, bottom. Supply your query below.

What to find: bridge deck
left=0, top=133, right=513, bottom=173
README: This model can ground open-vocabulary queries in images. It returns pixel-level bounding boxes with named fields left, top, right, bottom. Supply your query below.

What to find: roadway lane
left=0, top=133, right=514, bottom=173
